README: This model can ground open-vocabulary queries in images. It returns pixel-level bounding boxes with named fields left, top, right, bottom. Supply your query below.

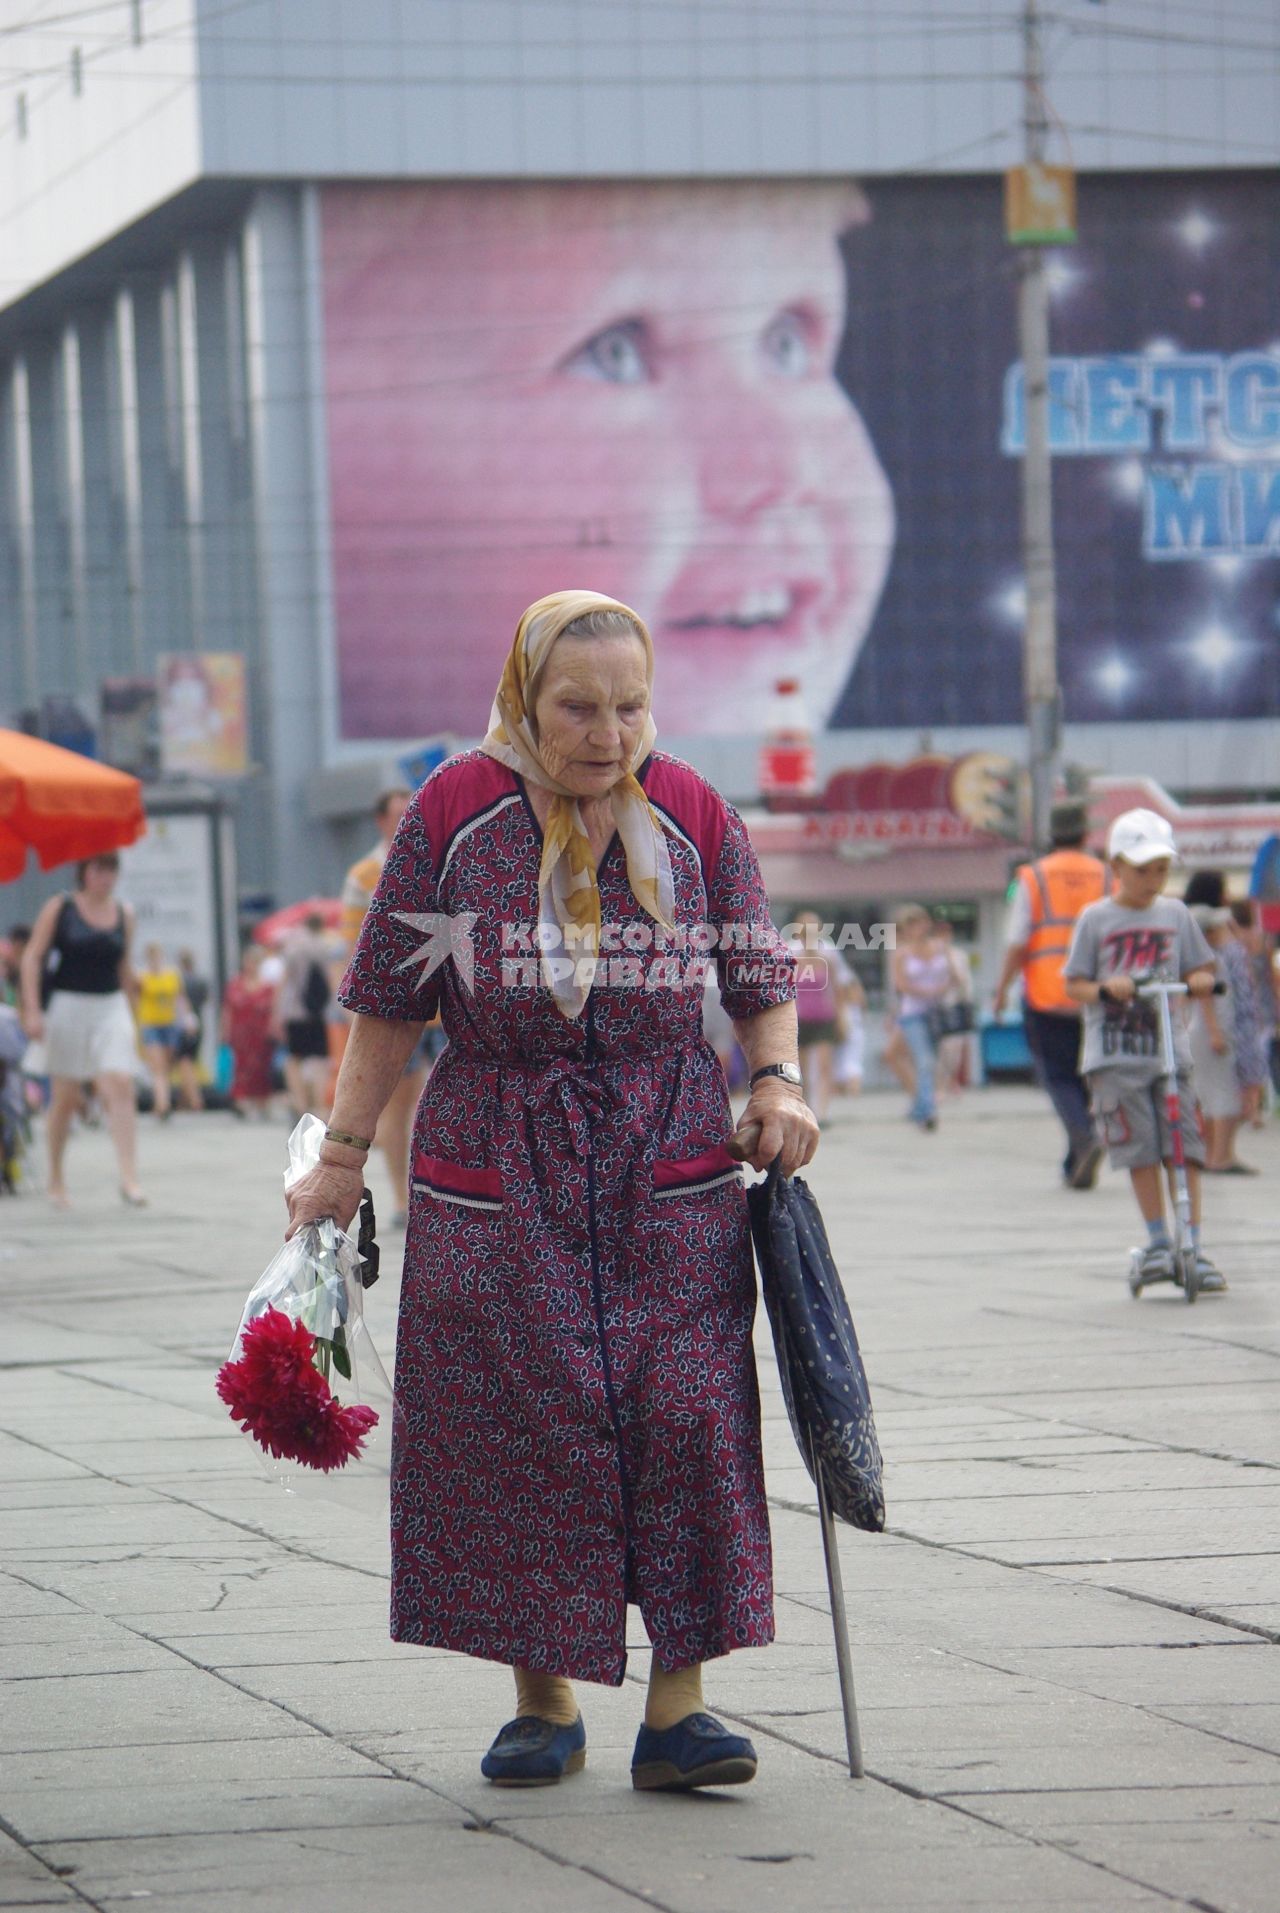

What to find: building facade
left=2, top=0, right=1278, bottom=920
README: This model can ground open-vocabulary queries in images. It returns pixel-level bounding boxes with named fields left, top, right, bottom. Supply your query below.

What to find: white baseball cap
left=1108, top=807, right=1178, bottom=865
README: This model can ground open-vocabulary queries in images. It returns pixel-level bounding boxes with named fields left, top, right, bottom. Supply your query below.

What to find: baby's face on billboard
left=323, top=183, right=894, bottom=739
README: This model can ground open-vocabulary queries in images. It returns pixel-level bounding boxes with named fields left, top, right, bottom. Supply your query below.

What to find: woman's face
left=324, top=182, right=895, bottom=739
left=81, top=859, right=118, bottom=901
left=531, top=634, right=650, bottom=800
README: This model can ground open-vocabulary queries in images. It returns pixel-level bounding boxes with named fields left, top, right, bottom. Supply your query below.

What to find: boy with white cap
left=1063, top=809, right=1226, bottom=1294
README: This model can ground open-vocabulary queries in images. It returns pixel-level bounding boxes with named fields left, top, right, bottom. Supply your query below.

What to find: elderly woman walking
left=287, top=590, right=816, bottom=1791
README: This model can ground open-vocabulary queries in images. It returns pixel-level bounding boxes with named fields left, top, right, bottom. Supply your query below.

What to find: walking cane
left=812, top=1428, right=865, bottom=1779
left=729, top=1119, right=867, bottom=1780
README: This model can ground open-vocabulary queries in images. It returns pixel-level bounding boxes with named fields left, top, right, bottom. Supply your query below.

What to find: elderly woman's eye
left=761, top=309, right=814, bottom=378
left=562, top=319, right=652, bottom=385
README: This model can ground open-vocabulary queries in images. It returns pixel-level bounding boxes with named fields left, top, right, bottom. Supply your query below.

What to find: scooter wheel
left=1178, top=1248, right=1200, bottom=1305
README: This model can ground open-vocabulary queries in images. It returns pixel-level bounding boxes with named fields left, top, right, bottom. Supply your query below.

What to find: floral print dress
left=340, top=751, right=794, bottom=1685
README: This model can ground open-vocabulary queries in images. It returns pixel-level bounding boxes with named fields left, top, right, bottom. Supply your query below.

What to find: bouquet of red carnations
left=217, top=1116, right=396, bottom=1485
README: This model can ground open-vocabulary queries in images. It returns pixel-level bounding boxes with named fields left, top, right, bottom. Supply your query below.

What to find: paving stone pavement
left=1, top=1087, right=1277, bottom=1912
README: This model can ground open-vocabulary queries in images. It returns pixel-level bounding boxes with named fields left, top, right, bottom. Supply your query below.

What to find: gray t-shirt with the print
left=1064, top=895, right=1213, bottom=1082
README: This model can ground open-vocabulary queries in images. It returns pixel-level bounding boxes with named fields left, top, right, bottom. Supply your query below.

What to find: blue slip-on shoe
left=480, top=1714, right=586, bottom=1787
left=631, top=1712, right=758, bottom=1792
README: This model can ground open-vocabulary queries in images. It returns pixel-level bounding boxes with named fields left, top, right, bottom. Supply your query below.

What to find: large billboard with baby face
left=320, top=173, right=1280, bottom=741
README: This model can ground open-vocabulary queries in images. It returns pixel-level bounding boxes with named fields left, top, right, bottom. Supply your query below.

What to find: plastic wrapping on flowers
left=216, top=1115, right=400, bottom=1505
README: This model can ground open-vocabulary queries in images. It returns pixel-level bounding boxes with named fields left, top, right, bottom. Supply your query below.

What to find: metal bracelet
left=323, top=1126, right=372, bottom=1152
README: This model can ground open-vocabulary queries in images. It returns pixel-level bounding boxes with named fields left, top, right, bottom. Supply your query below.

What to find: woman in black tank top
left=19, top=853, right=146, bottom=1207
left=48, top=896, right=128, bottom=995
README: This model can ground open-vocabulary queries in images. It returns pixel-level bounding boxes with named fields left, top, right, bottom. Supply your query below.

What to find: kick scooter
left=1126, top=976, right=1223, bottom=1306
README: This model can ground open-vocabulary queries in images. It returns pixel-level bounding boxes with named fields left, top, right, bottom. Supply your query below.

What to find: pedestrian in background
left=1064, top=809, right=1223, bottom=1293
left=1188, top=905, right=1251, bottom=1174
left=136, top=944, right=185, bottom=1121
left=891, top=905, right=950, bottom=1131
left=18, top=853, right=146, bottom=1208
left=790, top=908, right=853, bottom=1126
left=995, top=800, right=1107, bottom=1188
left=2, top=926, right=30, bottom=1008
left=833, top=962, right=867, bottom=1098
left=879, top=1008, right=916, bottom=1102
left=172, top=950, right=208, bottom=1113
left=1183, top=870, right=1227, bottom=911
left=340, top=787, right=432, bottom=1226
left=220, top=944, right=277, bottom=1120
left=1229, top=901, right=1274, bottom=1129
left=933, top=919, right=974, bottom=1098
left=274, top=912, right=334, bottom=1119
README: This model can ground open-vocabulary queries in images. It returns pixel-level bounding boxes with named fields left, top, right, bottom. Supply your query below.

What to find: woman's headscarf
left=481, top=590, right=676, bottom=1019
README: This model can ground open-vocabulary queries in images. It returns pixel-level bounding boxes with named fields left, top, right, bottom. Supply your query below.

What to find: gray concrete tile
left=1, top=1753, right=430, bottom=1848
left=966, top=1792, right=1280, bottom=1913
left=35, top=1826, right=642, bottom=1910
left=0, top=1438, right=92, bottom=1486
left=1147, top=1701, right=1280, bottom=1756
left=503, top=1794, right=1172, bottom=1911
left=0, top=1668, right=314, bottom=1754
left=981, top=1640, right=1278, bottom=1707
left=2, top=1096, right=1278, bottom=1912
left=0, top=1830, right=80, bottom=1906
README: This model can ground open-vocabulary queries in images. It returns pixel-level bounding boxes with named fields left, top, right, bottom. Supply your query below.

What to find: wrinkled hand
left=732, top=1082, right=820, bottom=1177
left=285, top=1162, right=365, bottom=1240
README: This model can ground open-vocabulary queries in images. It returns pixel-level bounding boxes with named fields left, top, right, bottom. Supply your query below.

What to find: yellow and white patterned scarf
left=481, top=590, right=676, bottom=1020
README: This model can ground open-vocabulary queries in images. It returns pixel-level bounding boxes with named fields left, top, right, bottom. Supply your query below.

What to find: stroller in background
left=0, top=1004, right=31, bottom=1193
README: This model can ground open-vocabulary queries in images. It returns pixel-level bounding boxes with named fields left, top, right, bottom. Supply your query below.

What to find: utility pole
left=1017, top=0, right=1061, bottom=851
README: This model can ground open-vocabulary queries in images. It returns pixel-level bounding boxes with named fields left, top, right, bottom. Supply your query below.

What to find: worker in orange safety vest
left=994, top=800, right=1107, bottom=1188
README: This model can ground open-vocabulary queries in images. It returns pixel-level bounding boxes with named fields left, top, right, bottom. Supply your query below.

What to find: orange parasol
left=0, top=729, right=147, bottom=882
left=252, top=898, right=344, bottom=948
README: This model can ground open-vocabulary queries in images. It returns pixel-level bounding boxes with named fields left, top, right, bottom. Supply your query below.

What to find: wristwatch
left=750, top=1062, right=803, bottom=1091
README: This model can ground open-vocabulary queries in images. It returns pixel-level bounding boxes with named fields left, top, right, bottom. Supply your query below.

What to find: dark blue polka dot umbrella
left=745, top=1158, right=885, bottom=1776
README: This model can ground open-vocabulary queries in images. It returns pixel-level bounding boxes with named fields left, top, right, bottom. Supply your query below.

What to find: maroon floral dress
left=340, top=750, right=794, bottom=1685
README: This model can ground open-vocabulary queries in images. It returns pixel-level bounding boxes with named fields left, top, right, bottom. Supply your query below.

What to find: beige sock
left=514, top=1665, right=579, bottom=1727
left=645, top=1661, right=705, bottom=1731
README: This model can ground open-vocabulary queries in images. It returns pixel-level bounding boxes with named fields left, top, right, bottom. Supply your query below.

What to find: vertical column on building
left=5, top=359, right=41, bottom=719
left=242, top=184, right=333, bottom=902
left=176, top=250, right=206, bottom=649
left=111, top=288, right=147, bottom=672
left=76, top=305, right=130, bottom=680
left=58, top=325, right=91, bottom=707
left=184, top=235, right=249, bottom=663
left=220, top=234, right=260, bottom=697
left=132, top=276, right=187, bottom=662
left=25, top=343, right=67, bottom=706
left=157, top=272, right=196, bottom=655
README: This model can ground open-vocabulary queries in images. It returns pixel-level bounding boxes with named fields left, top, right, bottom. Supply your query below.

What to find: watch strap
left=750, top=1063, right=802, bottom=1088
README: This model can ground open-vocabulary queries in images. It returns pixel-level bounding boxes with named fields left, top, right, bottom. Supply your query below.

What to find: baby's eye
left=761, top=309, right=815, bottom=378
left=562, top=319, right=652, bottom=385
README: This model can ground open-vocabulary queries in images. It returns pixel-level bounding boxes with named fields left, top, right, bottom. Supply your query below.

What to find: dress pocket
left=411, top=1151, right=504, bottom=1214
left=652, top=1143, right=743, bottom=1204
